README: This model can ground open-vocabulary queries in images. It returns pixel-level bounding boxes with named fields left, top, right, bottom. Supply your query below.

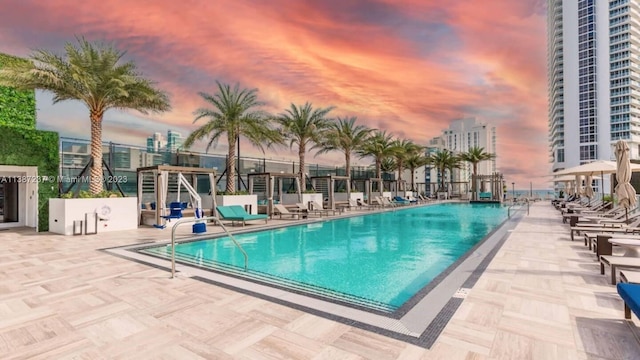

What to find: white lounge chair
left=273, top=204, right=301, bottom=219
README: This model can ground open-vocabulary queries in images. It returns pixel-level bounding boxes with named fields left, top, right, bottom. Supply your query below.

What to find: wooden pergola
left=136, top=165, right=217, bottom=227
left=310, top=175, right=351, bottom=210
left=247, top=172, right=301, bottom=217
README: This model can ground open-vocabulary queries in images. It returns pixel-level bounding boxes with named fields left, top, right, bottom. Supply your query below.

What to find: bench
left=617, top=282, right=640, bottom=320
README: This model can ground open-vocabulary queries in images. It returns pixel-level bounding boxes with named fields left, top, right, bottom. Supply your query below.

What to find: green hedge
left=0, top=53, right=36, bottom=129
left=0, top=125, right=59, bottom=231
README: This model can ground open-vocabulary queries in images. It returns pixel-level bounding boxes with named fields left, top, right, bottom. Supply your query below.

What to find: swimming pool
left=140, top=203, right=507, bottom=312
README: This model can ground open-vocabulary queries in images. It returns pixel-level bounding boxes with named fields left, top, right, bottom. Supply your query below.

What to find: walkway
left=0, top=202, right=638, bottom=359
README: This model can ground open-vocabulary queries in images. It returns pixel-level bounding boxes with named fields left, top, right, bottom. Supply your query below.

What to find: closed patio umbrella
left=584, top=174, right=594, bottom=199
left=615, top=140, right=637, bottom=223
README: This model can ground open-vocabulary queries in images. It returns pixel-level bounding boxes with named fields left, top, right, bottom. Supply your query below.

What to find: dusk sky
left=0, top=0, right=549, bottom=188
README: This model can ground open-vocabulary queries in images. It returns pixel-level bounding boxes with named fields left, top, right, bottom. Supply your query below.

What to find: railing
left=508, top=200, right=530, bottom=218
left=170, top=216, right=249, bottom=278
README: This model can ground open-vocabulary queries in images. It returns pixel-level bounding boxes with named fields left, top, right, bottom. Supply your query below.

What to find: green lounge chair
left=216, top=205, right=268, bottom=226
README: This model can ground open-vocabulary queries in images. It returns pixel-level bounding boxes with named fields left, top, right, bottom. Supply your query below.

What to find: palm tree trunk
left=376, top=159, right=382, bottom=193
left=226, top=134, right=236, bottom=193
left=345, top=153, right=351, bottom=179
left=89, top=111, right=104, bottom=195
left=299, top=143, right=306, bottom=191
left=472, top=162, right=478, bottom=200
left=397, top=161, right=403, bottom=190
left=410, top=166, right=416, bottom=191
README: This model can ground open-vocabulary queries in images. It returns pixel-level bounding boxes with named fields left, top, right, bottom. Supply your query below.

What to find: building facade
left=415, top=118, right=497, bottom=196
left=548, top=0, right=640, bottom=174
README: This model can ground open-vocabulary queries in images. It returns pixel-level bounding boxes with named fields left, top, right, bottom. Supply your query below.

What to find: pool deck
left=0, top=202, right=639, bottom=359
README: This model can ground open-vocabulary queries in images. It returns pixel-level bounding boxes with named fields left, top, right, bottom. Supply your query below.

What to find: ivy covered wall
left=0, top=53, right=36, bottom=129
left=0, top=126, right=59, bottom=231
left=0, top=52, right=59, bottom=231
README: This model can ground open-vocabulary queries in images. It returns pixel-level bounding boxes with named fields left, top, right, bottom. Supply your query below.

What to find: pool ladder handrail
left=507, top=200, right=530, bottom=218
left=170, top=216, right=249, bottom=278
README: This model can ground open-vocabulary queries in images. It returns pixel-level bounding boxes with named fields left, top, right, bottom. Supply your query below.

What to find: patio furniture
left=620, top=270, right=640, bottom=284
left=216, top=205, right=268, bottom=226
left=600, top=255, right=640, bottom=284
left=616, top=282, right=640, bottom=321
left=273, top=204, right=301, bottom=220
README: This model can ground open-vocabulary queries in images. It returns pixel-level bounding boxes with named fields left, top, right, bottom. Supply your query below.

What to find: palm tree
left=0, top=38, right=170, bottom=194
left=428, top=149, right=461, bottom=193
left=459, top=146, right=496, bottom=200
left=405, top=153, right=430, bottom=191
left=276, top=102, right=334, bottom=190
left=183, top=81, right=281, bottom=193
left=317, top=116, right=373, bottom=178
left=357, top=131, right=397, bottom=192
left=391, top=139, right=423, bottom=190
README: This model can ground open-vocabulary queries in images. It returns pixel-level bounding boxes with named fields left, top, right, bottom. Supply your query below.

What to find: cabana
left=310, top=175, right=352, bottom=210
left=470, top=173, right=504, bottom=203
left=247, top=172, right=301, bottom=217
left=136, top=165, right=217, bottom=228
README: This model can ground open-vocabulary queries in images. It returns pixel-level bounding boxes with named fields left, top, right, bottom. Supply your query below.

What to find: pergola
left=136, top=165, right=217, bottom=227
left=247, top=172, right=301, bottom=217
left=310, top=175, right=351, bottom=210
left=470, top=173, right=504, bottom=203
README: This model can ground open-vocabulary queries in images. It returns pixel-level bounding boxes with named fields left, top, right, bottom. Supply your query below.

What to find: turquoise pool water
left=142, top=203, right=507, bottom=312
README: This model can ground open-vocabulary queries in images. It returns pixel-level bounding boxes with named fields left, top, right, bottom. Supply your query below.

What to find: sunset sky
left=0, top=0, right=549, bottom=189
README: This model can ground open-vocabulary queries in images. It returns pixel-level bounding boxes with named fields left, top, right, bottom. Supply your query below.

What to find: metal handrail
left=170, top=216, right=249, bottom=278
left=507, top=200, right=530, bottom=218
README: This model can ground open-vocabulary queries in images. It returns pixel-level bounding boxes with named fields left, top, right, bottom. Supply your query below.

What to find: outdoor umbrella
left=575, top=174, right=582, bottom=197
left=553, top=160, right=640, bottom=201
left=584, top=174, right=594, bottom=199
left=615, top=140, right=637, bottom=223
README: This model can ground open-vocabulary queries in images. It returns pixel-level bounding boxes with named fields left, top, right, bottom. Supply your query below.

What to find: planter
left=49, top=197, right=138, bottom=235
left=215, top=194, right=258, bottom=214
left=281, top=193, right=323, bottom=207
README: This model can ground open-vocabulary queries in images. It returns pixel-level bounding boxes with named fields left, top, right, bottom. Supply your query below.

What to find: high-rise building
left=166, top=130, right=183, bottom=153
left=146, top=132, right=165, bottom=153
left=420, top=118, right=497, bottom=195
left=548, top=0, right=640, bottom=175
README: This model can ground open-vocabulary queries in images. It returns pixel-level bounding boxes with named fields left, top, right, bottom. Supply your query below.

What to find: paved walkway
left=0, top=202, right=639, bottom=359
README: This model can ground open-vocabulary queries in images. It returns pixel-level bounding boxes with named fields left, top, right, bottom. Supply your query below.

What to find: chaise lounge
left=216, top=205, right=268, bottom=226
left=617, top=282, right=640, bottom=321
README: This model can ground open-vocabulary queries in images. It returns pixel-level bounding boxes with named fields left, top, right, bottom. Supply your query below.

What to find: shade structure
left=615, top=140, right=637, bottom=218
left=553, top=160, right=640, bottom=201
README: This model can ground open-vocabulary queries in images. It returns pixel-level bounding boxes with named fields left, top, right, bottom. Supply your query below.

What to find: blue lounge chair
left=392, top=196, right=410, bottom=205
left=617, top=282, right=640, bottom=321
left=216, top=205, right=268, bottom=226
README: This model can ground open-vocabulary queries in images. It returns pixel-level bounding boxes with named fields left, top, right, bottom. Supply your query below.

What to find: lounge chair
left=570, top=215, right=640, bottom=241
left=616, top=282, right=640, bottom=321
left=350, top=199, right=374, bottom=211
left=216, top=205, right=268, bottom=226
left=620, top=270, right=640, bottom=284
left=392, top=196, right=411, bottom=205
left=310, top=201, right=339, bottom=216
left=600, top=255, right=640, bottom=284
left=273, top=204, right=301, bottom=220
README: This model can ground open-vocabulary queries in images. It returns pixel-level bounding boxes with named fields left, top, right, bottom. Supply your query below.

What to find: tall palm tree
left=391, top=139, right=423, bottom=190
left=317, top=116, right=373, bottom=178
left=459, top=146, right=496, bottom=200
left=276, top=102, right=334, bottom=190
left=380, top=158, right=397, bottom=174
left=357, top=131, right=397, bottom=192
left=428, top=149, right=461, bottom=193
left=183, top=81, right=281, bottom=193
left=405, top=153, right=430, bottom=191
left=0, top=38, right=170, bottom=194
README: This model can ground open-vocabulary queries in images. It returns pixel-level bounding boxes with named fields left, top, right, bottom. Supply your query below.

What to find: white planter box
left=281, top=193, right=323, bottom=207
left=334, top=192, right=364, bottom=202
left=49, top=197, right=138, bottom=235
left=215, top=194, right=258, bottom=214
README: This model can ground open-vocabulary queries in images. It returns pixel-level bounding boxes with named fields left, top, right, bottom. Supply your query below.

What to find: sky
left=0, top=0, right=550, bottom=189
